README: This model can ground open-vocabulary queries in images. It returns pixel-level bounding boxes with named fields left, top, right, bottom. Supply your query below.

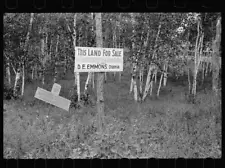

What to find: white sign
left=74, top=47, right=123, bottom=72
left=34, top=83, right=71, bottom=111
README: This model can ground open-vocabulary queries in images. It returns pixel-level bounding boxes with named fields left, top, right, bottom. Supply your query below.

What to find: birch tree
left=130, top=13, right=139, bottom=102
left=4, top=13, right=34, bottom=96
left=142, top=20, right=162, bottom=101
left=13, top=67, right=21, bottom=96
left=53, top=35, right=60, bottom=83
left=20, top=13, right=34, bottom=96
left=39, top=25, right=51, bottom=86
left=157, top=62, right=167, bottom=97
left=84, top=19, right=91, bottom=94
left=212, top=16, right=221, bottom=96
left=72, top=13, right=80, bottom=102
left=5, top=52, right=11, bottom=86
left=117, top=13, right=122, bottom=82
left=191, top=15, right=204, bottom=99
left=163, top=61, right=168, bottom=86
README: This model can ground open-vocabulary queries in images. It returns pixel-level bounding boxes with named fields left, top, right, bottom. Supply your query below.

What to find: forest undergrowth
left=3, top=73, right=221, bottom=158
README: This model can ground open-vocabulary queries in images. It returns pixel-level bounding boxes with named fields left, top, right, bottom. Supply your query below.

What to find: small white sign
left=34, top=84, right=71, bottom=111
left=74, top=47, right=123, bottom=72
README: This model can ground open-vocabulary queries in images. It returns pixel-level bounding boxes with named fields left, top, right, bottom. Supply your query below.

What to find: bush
left=69, top=87, right=95, bottom=109
left=4, top=84, right=19, bottom=100
left=26, top=77, right=33, bottom=84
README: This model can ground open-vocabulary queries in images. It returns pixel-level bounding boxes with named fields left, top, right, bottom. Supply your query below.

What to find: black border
left=2, top=0, right=224, bottom=168
left=2, top=0, right=224, bottom=12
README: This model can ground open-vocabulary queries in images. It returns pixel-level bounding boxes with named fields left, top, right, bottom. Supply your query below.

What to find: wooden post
left=95, top=13, right=105, bottom=134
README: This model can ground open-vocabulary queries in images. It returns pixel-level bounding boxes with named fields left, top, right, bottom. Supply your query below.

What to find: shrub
left=3, top=84, right=19, bottom=100
left=69, top=87, right=95, bottom=109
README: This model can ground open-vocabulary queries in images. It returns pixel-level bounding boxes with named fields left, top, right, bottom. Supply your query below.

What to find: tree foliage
left=4, top=13, right=220, bottom=99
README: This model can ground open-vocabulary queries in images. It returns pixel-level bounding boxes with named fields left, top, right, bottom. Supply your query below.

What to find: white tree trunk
left=6, top=62, right=11, bottom=86
left=11, top=63, right=16, bottom=75
left=35, top=64, right=38, bottom=80
left=130, top=70, right=134, bottom=93
left=187, top=68, right=191, bottom=94
left=142, top=63, right=160, bottom=100
left=154, top=70, right=157, bottom=83
left=41, top=33, right=45, bottom=85
left=31, top=67, right=34, bottom=80
left=210, top=63, right=212, bottom=73
left=76, top=72, right=80, bottom=101
left=163, top=63, right=168, bottom=86
left=130, top=13, right=139, bottom=102
left=149, top=81, right=153, bottom=96
left=139, top=67, right=143, bottom=94
left=20, top=13, right=34, bottom=93
left=84, top=72, right=91, bottom=94
left=92, top=72, right=95, bottom=89
left=192, top=67, right=197, bottom=96
left=192, top=17, right=204, bottom=98
left=117, top=14, right=122, bottom=83
left=132, top=63, right=138, bottom=101
left=42, top=70, right=45, bottom=85
left=104, top=72, right=107, bottom=83
left=132, top=62, right=138, bottom=101
left=201, top=61, right=205, bottom=85
left=157, top=64, right=166, bottom=97
left=72, top=13, right=80, bottom=102
left=112, top=26, right=117, bottom=82
left=212, top=17, right=221, bottom=95
left=157, top=73, right=163, bottom=97
left=205, top=61, right=209, bottom=77
left=133, top=78, right=138, bottom=101
left=142, top=65, right=152, bottom=100
left=54, top=35, right=60, bottom=83
left=142, top=20, right=161, bottom=101
left=13, top=70, right=20, bottom=96
left=21, top=63, right=25, bottom=96
left=63, top=40, right=67, bottom=77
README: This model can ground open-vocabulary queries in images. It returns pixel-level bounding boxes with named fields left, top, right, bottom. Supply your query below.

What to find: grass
left=3, top=69, right=221, bottom=158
